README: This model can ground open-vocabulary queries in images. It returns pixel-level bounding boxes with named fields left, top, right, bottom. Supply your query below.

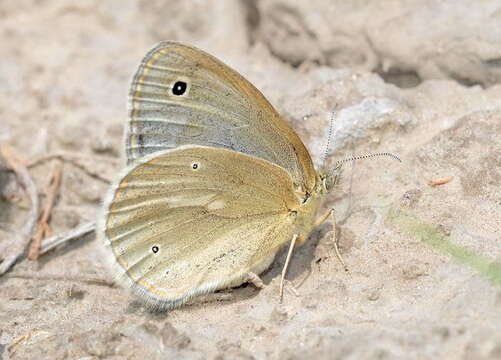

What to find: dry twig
left=0, top=145, right=40, bottom=276
left=28, top=152, right=114, bottom=183
left=7, top=331, right=51, bottom=356
left=39, top=220, right=95, bottom=255
left=28, top=160, right=63, bottom=260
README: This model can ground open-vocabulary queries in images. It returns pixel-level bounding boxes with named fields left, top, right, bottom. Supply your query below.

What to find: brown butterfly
left=98, top=41, right=398, bottom=309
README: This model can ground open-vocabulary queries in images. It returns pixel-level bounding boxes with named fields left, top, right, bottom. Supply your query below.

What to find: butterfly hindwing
left=99, top=146, right=300, bottom=309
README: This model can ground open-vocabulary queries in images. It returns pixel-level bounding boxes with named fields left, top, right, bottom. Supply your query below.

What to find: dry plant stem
left=1, top=221, right=95, bottom=276
left=28, top=152, right=113, bottom=184
left=0, top=145, right=40, bottom=276
left=40, top=221, right=95, bottom=255
left=43, top=222, right=53, bottom=237
left=28, top=160, right=63, bottom=260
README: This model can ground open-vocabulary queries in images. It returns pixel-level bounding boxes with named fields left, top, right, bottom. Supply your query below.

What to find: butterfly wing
left=99, top=146, right=300, bottom=309
left=127, top=41, right=316, bottom=193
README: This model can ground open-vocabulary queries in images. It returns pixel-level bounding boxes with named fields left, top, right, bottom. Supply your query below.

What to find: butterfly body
left=99, top=41, right=336, bottom=309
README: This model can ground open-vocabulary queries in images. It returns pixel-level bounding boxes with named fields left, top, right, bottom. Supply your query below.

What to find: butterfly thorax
left=292, top=175, right=327, bottom=244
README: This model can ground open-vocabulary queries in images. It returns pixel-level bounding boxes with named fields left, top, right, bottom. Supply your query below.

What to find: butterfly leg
left=316, top=208, right=348, bottom=272
left=246, top=272, right=264, bottom=289
left=279, top=233, right=299, bottom=303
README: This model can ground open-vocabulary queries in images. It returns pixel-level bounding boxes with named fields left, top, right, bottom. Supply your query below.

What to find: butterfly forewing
left=127, top=41, right=316, bottom=193
left=100, top=146, right=300, bottom=308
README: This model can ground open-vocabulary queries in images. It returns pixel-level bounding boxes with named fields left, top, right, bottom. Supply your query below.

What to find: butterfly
left=98, top=41, right=398, bottom=309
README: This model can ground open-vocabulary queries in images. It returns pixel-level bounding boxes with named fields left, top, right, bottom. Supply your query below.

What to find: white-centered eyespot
left=172, top=80, right=188, bottom=96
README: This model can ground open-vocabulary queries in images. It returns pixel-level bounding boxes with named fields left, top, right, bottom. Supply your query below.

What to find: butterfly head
left=318, top=163, right=343, bottom=194
left=319, top=152, right=401, bottom=194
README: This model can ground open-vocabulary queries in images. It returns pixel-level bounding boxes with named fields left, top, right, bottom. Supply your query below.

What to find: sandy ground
left=0, top=1, right=500, bottom=359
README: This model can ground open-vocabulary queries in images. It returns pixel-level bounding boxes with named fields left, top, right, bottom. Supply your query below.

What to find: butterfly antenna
left=335, top=152, right=402, bottom=167
left=321, top=109, right=336, bottom=168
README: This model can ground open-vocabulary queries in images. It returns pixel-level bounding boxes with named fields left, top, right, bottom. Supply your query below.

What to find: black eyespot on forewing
left=172, top=81, right=187, bottom=96
left=192, top=163, right=199, bottom=170
left=152, top=246, right=159, bottom=253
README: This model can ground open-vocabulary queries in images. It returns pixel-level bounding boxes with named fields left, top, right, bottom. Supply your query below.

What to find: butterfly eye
left=191, top=162, right=199, bottom=170
left=152, top=246, right=159, bottom=253
left=172, top=81, right=187, bottom=96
